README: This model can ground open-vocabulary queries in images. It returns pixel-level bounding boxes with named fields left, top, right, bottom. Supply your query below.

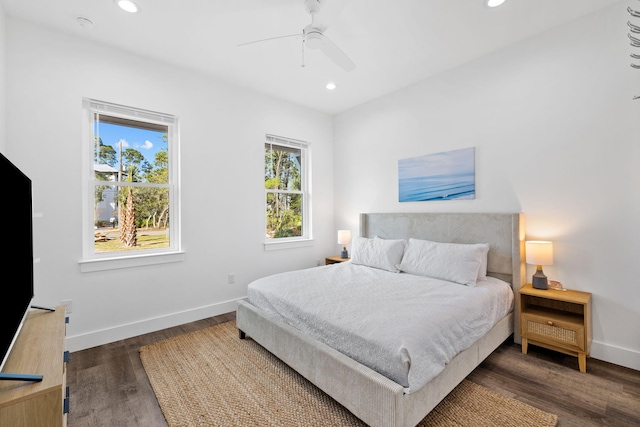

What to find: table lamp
left=338, top=230, right=351, bottom=259
left=525, top=241, right=553, bottom=290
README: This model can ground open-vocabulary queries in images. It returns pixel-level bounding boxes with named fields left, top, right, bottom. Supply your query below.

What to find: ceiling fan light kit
left=304, top=29, right=324, bottom=50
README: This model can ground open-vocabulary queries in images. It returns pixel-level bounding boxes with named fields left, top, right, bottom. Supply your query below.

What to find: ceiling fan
left=238, top=0, right=355, bottom=72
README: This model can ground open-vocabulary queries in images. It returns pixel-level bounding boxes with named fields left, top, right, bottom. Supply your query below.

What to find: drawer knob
left=547, top=321, right=554, bottom=326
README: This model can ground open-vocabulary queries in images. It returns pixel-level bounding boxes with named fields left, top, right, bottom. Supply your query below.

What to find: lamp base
left=340, top=248, right=349, bottom=259
left=532, top=267, right=548, bottom=290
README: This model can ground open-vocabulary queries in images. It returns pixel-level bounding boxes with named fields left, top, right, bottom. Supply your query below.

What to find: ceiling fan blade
left=238, top=33, right=300, bottom=47
left=319, top=34, right=355, bottom=72
left=312, top=0, right=350, bottom=32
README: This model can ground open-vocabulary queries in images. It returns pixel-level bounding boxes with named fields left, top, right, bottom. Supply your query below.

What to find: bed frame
left=237, top=212, right=525, bottom=427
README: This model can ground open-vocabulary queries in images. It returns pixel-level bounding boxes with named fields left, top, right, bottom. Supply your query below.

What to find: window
left=264, top=135, right=311, bottom=245
left=81, top=99, right=181, bottom=270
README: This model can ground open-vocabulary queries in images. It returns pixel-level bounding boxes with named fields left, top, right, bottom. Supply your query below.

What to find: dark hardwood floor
left=66, top=312, right=640, bottom=426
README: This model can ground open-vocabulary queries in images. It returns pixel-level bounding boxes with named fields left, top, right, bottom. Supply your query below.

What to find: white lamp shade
left=337, top=230, right=351, bottom=245
left=525, top=241, right=553, bottom=266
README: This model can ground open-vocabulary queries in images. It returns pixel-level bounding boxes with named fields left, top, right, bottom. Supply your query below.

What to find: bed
left=237, top=212, right=525, bottom=427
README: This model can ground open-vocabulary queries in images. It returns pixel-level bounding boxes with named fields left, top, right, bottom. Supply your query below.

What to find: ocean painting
left=398, top=147, right=475, bottom=202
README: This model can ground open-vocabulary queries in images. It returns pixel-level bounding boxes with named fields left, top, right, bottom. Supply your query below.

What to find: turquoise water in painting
left=399, top=171, right=475, bottom=202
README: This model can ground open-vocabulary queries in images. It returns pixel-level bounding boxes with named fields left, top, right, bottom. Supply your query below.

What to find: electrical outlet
left=228, top=273, right=236, bottom=285
left=316, top=259, right=322, bottom=266
left=61, top=299, right=72, bottom=314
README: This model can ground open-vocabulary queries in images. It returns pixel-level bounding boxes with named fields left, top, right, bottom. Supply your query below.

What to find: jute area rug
left=140, top=321, right=558, bottom=427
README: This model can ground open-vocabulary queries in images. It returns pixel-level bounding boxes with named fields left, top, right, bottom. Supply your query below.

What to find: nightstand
left=325, top=256, right=350, bottom=265
left=519, top=283, right=592, bottom=372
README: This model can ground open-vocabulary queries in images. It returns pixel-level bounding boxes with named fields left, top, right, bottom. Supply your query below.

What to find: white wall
left=333, top=4, right=640, bottom=370
left=5, top=17, right=335, bottom=351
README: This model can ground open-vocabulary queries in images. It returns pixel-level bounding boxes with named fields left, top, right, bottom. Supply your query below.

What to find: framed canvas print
left=398, top=147, right=475, bottom=202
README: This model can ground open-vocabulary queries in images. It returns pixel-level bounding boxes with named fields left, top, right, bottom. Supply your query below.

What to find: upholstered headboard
left=359, top=212, right=525, bottom=292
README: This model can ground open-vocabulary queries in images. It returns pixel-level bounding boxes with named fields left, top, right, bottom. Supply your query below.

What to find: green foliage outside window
left=265, top=143, right=304, bottom=239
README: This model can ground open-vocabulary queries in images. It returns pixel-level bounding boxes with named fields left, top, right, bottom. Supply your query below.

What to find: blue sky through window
left=97, top=122, right=166, bottom=167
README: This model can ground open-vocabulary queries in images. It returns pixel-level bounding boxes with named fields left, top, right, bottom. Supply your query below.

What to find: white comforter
left=247, top=262, right=514, bottom=393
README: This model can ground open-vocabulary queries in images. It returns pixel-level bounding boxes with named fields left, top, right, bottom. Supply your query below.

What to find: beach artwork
left=398, top=147, right=475, bottom=202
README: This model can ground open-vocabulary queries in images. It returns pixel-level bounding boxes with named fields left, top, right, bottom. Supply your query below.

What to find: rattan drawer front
left=521, top=313, right=585, bottom=352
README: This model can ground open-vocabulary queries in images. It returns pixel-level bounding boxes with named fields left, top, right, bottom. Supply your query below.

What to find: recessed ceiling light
left=485, top=0, right=507, bottom=7
left=115, top=0, right=140, bottom=13
left=326, top=82, right=336, bottom=90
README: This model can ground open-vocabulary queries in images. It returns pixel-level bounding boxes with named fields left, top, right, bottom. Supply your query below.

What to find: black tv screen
left=0, top=152, right=34, bottom=372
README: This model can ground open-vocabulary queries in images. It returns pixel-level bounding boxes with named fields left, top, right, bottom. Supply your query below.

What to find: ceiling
left=0, top=0, right=622, bottom=115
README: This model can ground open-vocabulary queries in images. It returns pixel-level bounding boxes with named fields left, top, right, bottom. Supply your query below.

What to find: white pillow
left=398, top=238, right=486, bottom=286
left=350, top=236, right=406, bottom=273
left=477, top=243, right=490, bottom=281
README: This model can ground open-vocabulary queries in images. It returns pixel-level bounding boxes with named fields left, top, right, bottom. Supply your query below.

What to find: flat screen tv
left=0, top=152, right=35, bottom=376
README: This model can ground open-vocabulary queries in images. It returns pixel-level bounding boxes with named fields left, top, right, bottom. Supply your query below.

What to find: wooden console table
left=0, top=307, right=68, bottom=426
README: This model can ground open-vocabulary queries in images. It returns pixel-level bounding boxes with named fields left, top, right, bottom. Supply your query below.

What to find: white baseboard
left=591, top=340, right=640, bottom=371
left=65, top=298, right=242, bottom=352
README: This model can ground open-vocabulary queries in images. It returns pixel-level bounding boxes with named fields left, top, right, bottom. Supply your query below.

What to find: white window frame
left=264, top=134, right=312, bottom=250
left=80, top=99, right=183, bottom=272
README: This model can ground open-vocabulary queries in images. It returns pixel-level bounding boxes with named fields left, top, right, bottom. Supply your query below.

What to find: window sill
left=264, top=238, right=314, bottom=251
left=79, top=251, right=185, bottom=272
